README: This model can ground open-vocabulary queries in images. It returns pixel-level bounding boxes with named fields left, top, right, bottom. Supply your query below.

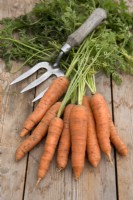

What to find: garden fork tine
left=10, top=62, right=50, bottom=85
left=10, top=8, right=107, bottom=101
left=32, top=87, right=48, bottom=102
left=20, top=63, right=64, bottom=93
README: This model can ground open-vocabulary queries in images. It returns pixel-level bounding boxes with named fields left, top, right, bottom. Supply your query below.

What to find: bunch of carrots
left=14, top=35, right=129, bottom=187
left=15, top=75, right=128, bottom=187
left=15, top=29, right=129, bottom=187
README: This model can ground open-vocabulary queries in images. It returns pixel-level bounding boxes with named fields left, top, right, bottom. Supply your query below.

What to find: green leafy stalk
left=86, top=73, right=96, bottom=94
left=78, top=78, right=86, bottom=105
left=57, top=42, right=101, bottom=117
left=121, top=48, right=133, bottom=63
left=71, top=89, right=78, bottom=104
left=0, top=37, right=51, bottom=55
left=0, top=0, right=133, bottom=81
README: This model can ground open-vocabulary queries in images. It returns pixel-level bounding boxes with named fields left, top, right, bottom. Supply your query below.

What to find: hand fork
left=10, top=8, right=107, bottom=102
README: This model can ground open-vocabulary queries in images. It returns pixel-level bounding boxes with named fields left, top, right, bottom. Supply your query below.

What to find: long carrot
left=36, top=117, right=63, bottom=186
left=90, top=93, right=111, bottom=161
left=110, top=120, right=128, bottom=156
left=16, top=102, right=61, bottom=160
left=70, top=105, right=88, bottom=180
left=82, top=96, right=101, bottom=167
left=56, top=104, right=74, bottom=171
left=105, top=102, right=128, bottom=156
left=20, top=76, right=69, bottom=137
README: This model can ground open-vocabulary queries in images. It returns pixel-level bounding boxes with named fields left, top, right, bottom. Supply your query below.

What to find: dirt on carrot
left=36, top=117, right=63, bottom=185
left=20, top=76, right=69, bottom=137
left=16, top=102, right=61, bottom=160
left=110, top=120, right=128, bottom=156
left=70, top=105, right=88, bottom=180
left=56, top=104, right=74, bottom=171
left=90, top=93, right=111, bottom=161
left=82, top=96, right=101, bottom=167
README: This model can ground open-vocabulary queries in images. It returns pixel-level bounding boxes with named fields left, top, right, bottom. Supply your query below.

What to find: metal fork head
left=20, top=65, right=64, bottom=93
left=10, top=62, right=50, bottom=85
left=10, top=62, right=64, bottom=94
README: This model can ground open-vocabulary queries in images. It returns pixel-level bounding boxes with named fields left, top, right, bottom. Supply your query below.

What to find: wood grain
left=67, top=8, right=107, bottom=47
left=0, top=60, right=36, bottom=200
left=0, top=0, right=39, bottom=199
left=0, top=0, right=39, bottom=19
left=23, top=76, right=66, bottom=200
left=0, top=0, right=133, bottom=200
left=81, top=74, right=117, bottom=200
left=23, top=74, right=117, bottom=200
left=112, top=74, right=133, bottom=200
left=113, top=2, right=133, bottom=200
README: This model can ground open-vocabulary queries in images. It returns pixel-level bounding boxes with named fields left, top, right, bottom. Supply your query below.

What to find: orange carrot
left=36, top=117, right=63, bottom=185
left=82, top=96, right=101, bottom=167
left=110, top=120, right=128, bottom=156
left=90, top=93, right=111, bottom=161
left=16, top=102, right=61, bottom=161
left=104, top=102, right=128, bottom=156
left=20, top=76, right=69, bottom=137
left=56, top=104, right=74, bottom=170
left=70, top=105, right=88, bottom=180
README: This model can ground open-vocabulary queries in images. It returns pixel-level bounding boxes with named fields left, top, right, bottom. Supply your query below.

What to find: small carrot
left=16, top=102, right=61, bottom=160
left=90, top=93, right=111, bottom=161
left=82, top=96, right=101, bottom=167
left=70, top=105, right=88, bottom=180
left=36, top=117, right=63, bottom=186
left=110, top=120, right=128, bottom=156
left=56, top=104, right=74, bottom=171
left=20, top=76, right=69, bottom=137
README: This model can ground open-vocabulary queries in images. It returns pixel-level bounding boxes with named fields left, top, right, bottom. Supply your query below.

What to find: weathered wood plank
left=0, top=59, right=35, bottom=200
left=24, top=74, right=117, bottom=200
left=112, top=74, right=133, bottom=200
left=0, top=0, right=40, bottom=199
left=1, top=0, right=133, bottom=199
left=0, top=0, right=39, bottom=19
left=114, top=1, right=133, bottom=200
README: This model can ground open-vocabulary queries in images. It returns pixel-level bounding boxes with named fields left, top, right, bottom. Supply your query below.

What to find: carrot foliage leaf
left=0, top=0, right=133, bottom=86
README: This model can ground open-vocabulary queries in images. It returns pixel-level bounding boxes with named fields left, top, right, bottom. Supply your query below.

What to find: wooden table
left=0, top=1, right=133, bottom=200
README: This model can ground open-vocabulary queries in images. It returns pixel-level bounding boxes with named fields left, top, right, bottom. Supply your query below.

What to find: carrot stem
left=86, top=73, right=96, bottom=94
left=78, top=78, right=86, bottom=105
left=0, top=36, right=51, bottom=56
left=57, top=46, right=101, bottom=117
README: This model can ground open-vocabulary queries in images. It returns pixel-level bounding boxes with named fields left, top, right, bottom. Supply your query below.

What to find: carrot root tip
left=16, top=157, right=19, bottom=161
left=92, top=162, right=99, bottom=168
left=16, top=137, right=22, bottom=142
left=35, top=178, right=42, bottom=189
left=20, top=129, right=29, bottom=137
left=74, top=176, right=79, bottom=181
left=107, top=153, right=113, bottom=165
left=57, top=167, right=63, bottom=172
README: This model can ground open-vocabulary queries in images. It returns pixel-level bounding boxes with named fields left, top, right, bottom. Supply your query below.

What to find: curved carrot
left=82, top=96, right=101, bottom=167
left=104, top=102, right=128, bottom=156
left=110, top=120, right=128, bottom=156
left=36, top=117, right=63, bottom=186
left=70, top=105, right=88, bottom=180
left=20, top=76, right=69, bottom=137
left=56, top=104, right=74, bottom=171
left=90, top=93, right=111, bottom=161
left=16, top=102, right=61, bottom=160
